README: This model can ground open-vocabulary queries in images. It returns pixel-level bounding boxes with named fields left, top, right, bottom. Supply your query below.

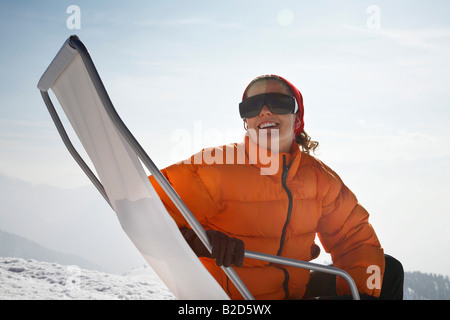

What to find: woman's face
left=245, top=80, right=296, bottom=153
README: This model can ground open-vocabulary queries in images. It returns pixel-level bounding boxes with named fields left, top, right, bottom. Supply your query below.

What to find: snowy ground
left=1, top=256, right=437, bottom=300
left=0, top=257, right=175, bottom=300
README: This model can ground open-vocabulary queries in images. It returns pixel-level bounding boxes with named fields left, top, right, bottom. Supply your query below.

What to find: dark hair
left=243, top=76, right=319, bottom=154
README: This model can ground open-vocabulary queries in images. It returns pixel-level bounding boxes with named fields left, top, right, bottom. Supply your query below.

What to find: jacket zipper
left=277, top=155, right=294, bottom=299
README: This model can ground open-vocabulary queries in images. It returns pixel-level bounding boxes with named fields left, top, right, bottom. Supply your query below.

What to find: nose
left=259, top=105, right=272, bottom=116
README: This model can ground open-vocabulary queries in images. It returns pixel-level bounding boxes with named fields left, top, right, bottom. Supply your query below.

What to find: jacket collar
left=241, top=134, right=301, bottom=178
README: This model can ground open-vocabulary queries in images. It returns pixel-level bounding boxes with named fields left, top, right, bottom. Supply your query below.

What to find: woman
left=149, top=75, right=403, bottom=300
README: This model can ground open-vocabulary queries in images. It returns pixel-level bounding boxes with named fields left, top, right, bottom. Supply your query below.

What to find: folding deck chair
left=37, top=35, right=360, bottom=300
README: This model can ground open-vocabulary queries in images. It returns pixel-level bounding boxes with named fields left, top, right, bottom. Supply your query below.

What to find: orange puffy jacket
left=149, top=135, right=385, bottom=299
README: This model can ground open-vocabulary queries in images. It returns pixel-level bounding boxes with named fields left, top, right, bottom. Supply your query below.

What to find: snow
left=0, top=257, right=175, bottom=300
left=2, top=255, right=444, bottom=300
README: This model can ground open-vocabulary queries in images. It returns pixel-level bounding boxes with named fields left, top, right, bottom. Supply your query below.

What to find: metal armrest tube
left=245, top=250, right=360, bottom=300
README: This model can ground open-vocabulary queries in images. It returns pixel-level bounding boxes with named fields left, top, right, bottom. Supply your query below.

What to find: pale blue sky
left=1, top=1, right=450, bottom=276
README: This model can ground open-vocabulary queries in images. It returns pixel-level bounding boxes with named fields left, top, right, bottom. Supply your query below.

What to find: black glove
left=181, top=228, right=245, bottom=267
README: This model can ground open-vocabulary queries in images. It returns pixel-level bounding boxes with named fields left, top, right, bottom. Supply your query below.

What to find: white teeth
left=259, top=122, right=278, bottom=129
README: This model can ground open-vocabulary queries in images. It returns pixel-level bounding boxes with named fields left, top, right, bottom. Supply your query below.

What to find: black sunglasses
left=239, top=93, right=298, bottom=119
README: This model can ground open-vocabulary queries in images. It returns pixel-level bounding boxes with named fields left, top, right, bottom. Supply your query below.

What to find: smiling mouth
left=258, top=121, right=279, bottom=129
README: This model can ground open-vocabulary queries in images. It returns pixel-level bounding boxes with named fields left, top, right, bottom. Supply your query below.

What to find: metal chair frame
left=38, top=36, right=360, bottom=300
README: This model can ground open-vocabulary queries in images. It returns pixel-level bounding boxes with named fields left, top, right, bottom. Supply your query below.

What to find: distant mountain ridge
left=0, top=229, right=105, bottom=271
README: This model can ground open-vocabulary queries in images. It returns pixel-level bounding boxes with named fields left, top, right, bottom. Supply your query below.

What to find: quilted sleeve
left=316, top=163, right=385, bottom=298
